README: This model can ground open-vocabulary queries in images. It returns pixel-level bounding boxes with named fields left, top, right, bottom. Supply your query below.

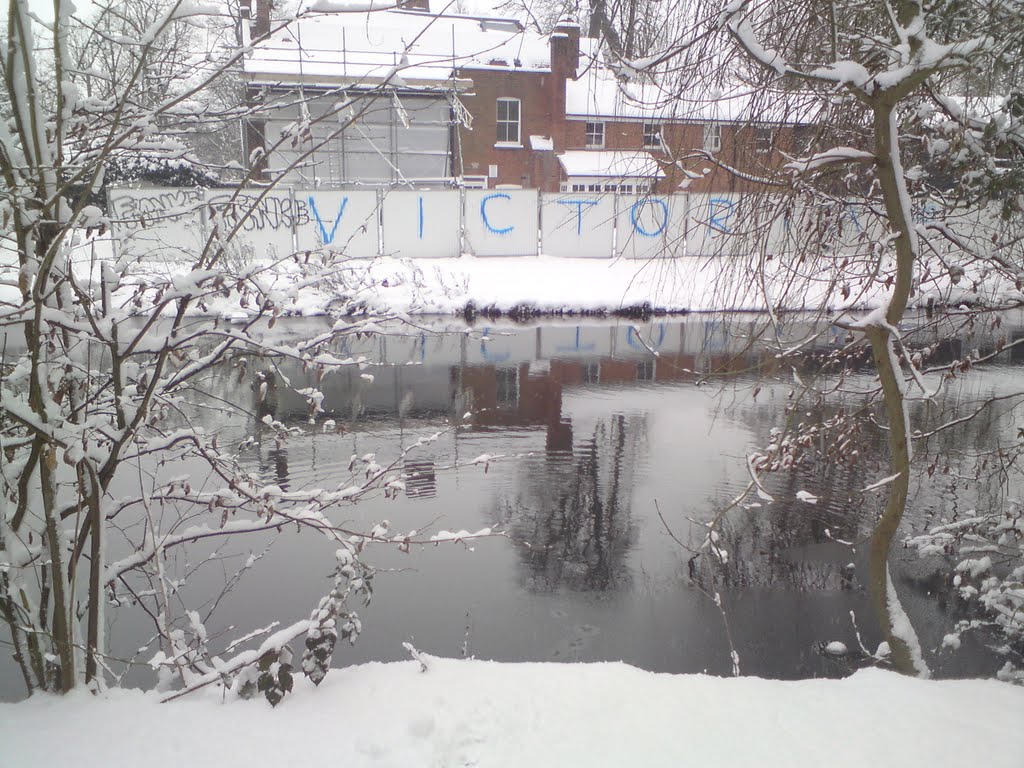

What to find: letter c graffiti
left=481, top=193, right=514, bottom=235
left=627, top=324, right=666, bottom=350
left=630, top=199, right=669, bottom=238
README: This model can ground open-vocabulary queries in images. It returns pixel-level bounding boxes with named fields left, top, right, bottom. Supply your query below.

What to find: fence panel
left=539, top=192, right=616, bottom=258
left=615, top=194, right=687, bottom=260
left=381, top=190, right=461, bottom=258
left=464, top=189, right=539, bottom=257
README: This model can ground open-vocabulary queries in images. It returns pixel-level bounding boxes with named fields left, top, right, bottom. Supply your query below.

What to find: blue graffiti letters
left=707, top=198, right=735, bottom=235
left=308, top=195, right=348, bottom=245
left=480, top=193, right=514, bottom=235
left=630, top=198, right=669, bottom=238
left=556, top=198, right=600, bottom=235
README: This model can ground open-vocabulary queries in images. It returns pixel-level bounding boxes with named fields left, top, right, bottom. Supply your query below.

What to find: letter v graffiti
left=308, top=196, right=348, bottom=245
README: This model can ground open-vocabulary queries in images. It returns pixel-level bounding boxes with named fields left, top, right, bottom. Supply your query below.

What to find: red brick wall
left=563, top=118, right=798, bottom=194
left=454, top=68, right=565, bottom=190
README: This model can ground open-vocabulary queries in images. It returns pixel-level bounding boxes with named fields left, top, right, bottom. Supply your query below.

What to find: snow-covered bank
left=8, top=234, right=1019, bottom=319
left=3, top=659, right=1021, bottom=768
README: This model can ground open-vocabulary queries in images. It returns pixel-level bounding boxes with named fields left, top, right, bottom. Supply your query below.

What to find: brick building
left=241, top=1, right=804, bottom=194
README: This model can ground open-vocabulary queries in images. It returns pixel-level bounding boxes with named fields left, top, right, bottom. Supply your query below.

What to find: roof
left=557, top=150, right=665, bottom=179
left=567, top=44, right=815, bottom=125
left=245, top=9, right=553, bottom=88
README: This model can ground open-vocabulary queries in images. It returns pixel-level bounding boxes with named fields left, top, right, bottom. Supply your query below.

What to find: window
left=583, top=362, right=600, bottom=384
left=571, top=183, right=586, bottom=192
left=755, top=127, right=773, bottom=154
left=496, top=98, right=520, bottom=144
left=643, top=123, right=662, bottom=149
left=495, top=367, right=519, bottom=405
left=703, top=123, right=722, bottom=153
left=636, top=359, right=655, bottom=381
left=585, top=121, right=605, bottom=148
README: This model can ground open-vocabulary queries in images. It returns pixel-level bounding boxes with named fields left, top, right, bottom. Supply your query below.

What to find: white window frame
left=585, top=121, right=605, bottom=149
left=496, top=98, right=521, bottom=145
left=643, top=123, right=662, bottom=149
left=703, top=123, right=722, bottom=153
left=755, top=126, right=773, bottom=154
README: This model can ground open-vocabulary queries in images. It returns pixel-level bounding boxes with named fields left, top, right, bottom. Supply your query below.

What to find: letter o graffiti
left=481, top=193, right=514, bottom=235
left=630, top=199, right=668, bottom=238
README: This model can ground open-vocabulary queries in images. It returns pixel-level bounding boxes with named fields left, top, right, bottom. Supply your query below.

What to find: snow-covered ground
left=6, top=232, right=1018, bottom=319
left=2, top=659, right=1021, bottom=767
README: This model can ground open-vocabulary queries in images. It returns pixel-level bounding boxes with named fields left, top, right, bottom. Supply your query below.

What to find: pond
left=3, top=309, right=1023, bottom=696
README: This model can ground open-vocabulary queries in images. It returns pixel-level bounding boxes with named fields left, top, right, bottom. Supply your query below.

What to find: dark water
left=3, top=310, right=1023, bottom=697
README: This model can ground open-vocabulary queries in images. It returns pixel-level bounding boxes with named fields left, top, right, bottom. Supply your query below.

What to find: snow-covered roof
left=557, top=150, right=665, bottom=179
left=567, top=45, right=815, bottom=125
left=245, top=9, right=553, bottom=88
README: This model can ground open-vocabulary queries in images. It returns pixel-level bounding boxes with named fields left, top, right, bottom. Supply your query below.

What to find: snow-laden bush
left=907, top=503, right=1024, bottom=683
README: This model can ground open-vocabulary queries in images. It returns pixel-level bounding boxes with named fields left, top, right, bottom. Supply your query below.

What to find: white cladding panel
left=540, top=193, right=616, bottom=258
left=615, top=195, right=687, bottom=260
left=463, top=324, right=539, bottom=364
left=685, top=194, right=744, bottom=257
left=296, top=190, right=380, bottom=257
left=539, top=325, right=613, bottom=359
left=108, top=188, right=207, bottom=262
left=464, top=190, right=539, bottom=256
left=382, top=191, right=461, bottom=258
left=205, top=190, right=297, bottom=261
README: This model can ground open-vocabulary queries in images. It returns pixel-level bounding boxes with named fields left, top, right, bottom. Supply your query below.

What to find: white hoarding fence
left=463, top=189, right=539, bottom=257
left=296, top=190, right=380, bottom=258
left=113, top=186, right=936, bottom=263
left=615, top=195, right=687, bottom=260
left=540, top=193, right=616, bottom=258
left=382, top=190, right=461, bottom=258
left=108, top=187, right=207, bottom=262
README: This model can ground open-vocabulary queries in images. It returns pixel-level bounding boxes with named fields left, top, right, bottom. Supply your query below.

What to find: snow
left=796, top=490, right=818, bottom=504
left=886, top=565, right=930, bottom=678
left=557, top=150, right=666, bottom=179
left=824, top=641, right=848, bottom=655
left=2, top=661, right=1021, bottom=768
left=529, top=135, right=554, bottom=151
left=246, top=10, right=554, bottom=86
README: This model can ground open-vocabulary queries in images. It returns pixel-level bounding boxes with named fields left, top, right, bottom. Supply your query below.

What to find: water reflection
left=52, top=310, right=1022, bottom=688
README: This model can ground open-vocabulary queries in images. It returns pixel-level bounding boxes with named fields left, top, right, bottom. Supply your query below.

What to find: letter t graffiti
left=556, top=199, right=599, bottom=235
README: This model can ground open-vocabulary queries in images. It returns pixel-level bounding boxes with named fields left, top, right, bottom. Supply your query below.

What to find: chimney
left=251, top=0, right=272, bottom=40
left=400, top=0, right=431, bottom=10
left=550, top=17, right=580, bottom=79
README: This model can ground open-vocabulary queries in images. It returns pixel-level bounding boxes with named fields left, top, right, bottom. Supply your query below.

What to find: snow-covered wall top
left=245, top=10, right=554, bottom=86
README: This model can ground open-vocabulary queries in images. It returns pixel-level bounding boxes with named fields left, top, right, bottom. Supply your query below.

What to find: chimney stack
left=249, top=0, right=271, bottom=40
left=400, top=0, right=431, bottom=10
left=550, top=17, right=581, bottom=79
